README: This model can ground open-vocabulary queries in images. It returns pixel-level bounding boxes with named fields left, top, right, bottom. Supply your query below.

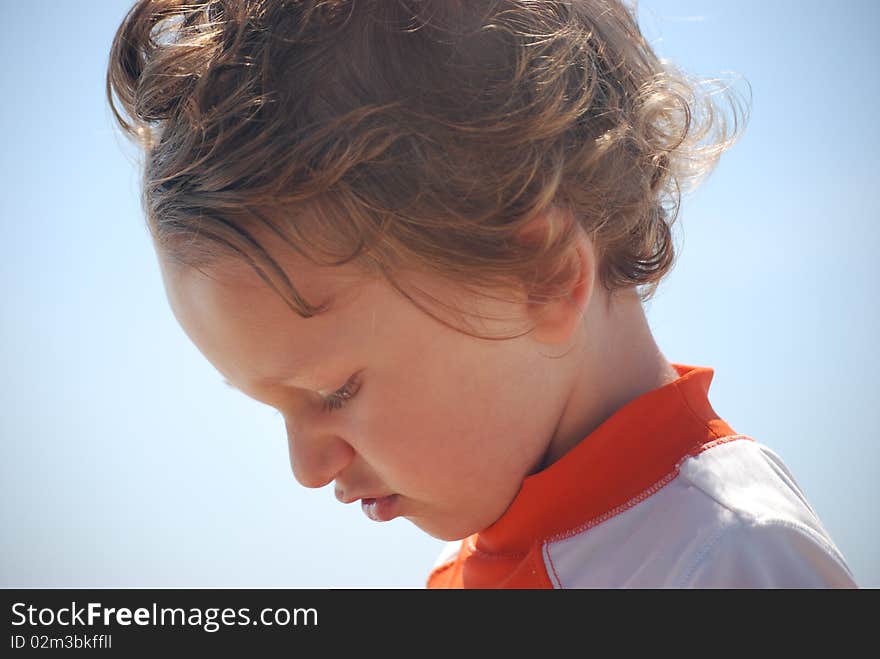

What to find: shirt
left=427, top=363, right=856, bottom=588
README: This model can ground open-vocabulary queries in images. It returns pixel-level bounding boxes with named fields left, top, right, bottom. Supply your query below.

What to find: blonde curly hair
left=107, top=0, right=747, bottom=333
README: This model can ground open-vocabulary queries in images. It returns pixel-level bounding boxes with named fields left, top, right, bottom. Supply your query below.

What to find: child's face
left=159, top=249, right=572, bottom=541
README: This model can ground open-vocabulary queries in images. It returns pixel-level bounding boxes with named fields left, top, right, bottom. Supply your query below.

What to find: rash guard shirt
left=427, top=364, right=856, bottom=588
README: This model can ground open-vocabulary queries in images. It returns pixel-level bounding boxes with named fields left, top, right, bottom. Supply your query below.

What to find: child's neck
left=538, top=287, right=678, bottom=470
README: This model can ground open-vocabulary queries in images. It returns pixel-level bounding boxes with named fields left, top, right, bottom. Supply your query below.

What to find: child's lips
left=360, top=494, right=400, bottom=522
left=334, top=486, right=401, bottom=522
left=334, top=484, right=400, bottom=522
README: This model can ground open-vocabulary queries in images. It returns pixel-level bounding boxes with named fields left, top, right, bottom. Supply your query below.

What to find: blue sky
left=2, top=0, right=877, bottom=587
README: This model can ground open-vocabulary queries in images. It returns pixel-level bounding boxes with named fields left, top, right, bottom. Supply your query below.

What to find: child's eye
left=321, top=374, right=361, bottom=413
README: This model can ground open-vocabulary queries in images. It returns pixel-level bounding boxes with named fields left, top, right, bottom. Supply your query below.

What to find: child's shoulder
left=547, top=438, right=857, bottom=588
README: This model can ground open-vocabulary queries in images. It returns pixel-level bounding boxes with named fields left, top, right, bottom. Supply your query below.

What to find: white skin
left=158, top=209, right=679, bottom=541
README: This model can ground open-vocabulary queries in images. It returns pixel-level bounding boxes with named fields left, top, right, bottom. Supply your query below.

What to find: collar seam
left=543, top=434, right=752, bottom=546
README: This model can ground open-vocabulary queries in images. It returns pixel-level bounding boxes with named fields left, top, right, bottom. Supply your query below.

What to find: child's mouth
left=361, top=495, right=400, bottom=522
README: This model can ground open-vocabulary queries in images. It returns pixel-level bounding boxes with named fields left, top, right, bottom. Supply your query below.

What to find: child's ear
left=516, top=208, right=594, bottom=346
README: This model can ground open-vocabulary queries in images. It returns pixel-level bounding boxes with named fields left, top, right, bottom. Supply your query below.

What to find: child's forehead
left=175, top=249, right=370, bottom=309
left=162, top=254, right=385, bottom=388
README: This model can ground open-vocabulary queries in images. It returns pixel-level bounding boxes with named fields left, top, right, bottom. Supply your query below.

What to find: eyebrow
left=222, top=377, right=282, bottom=390
left=222, top=372, right=321, bottom=392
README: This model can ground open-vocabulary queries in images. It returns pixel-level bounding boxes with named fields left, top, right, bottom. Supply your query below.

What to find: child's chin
left=406, top=515, right=479, bottom=543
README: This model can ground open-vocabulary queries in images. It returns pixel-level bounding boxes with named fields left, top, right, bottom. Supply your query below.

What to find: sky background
left=1, top=0, right=877, bottom=587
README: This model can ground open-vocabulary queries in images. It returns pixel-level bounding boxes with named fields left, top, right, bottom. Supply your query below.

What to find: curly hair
left=107, top=0, right=747, bottom=333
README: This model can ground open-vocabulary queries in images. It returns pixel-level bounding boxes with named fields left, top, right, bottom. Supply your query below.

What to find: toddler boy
left=107, top=0, right=856, bottom=587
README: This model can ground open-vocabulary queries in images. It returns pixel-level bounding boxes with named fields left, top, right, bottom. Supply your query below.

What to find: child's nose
left=283, top=414, right=355, bottom=489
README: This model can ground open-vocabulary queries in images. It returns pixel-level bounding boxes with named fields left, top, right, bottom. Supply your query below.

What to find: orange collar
left=474, top=363, right=738, bottom=555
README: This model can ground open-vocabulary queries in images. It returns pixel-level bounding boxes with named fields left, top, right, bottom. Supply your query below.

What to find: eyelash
left=321, top=374, right=361, bottom=413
